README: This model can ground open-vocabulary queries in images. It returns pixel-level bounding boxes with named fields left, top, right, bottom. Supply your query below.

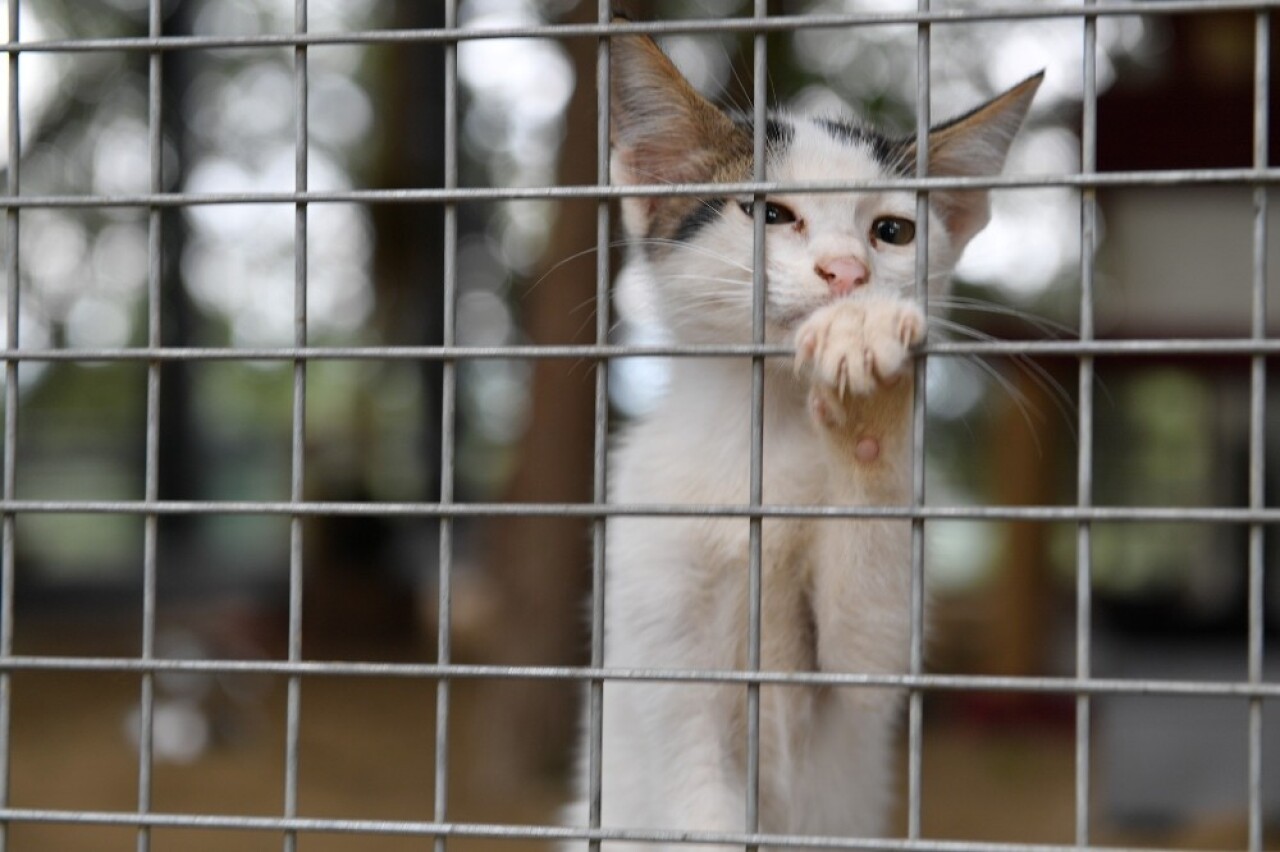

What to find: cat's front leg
left=793, top=295, right=924, bottom=470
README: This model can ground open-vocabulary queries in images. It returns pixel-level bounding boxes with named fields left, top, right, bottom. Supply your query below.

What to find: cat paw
left=794, top=296, right=925, bottom=401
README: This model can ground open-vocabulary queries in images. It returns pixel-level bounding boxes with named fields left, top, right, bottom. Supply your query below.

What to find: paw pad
left=854, top=437, right=880, bottom=463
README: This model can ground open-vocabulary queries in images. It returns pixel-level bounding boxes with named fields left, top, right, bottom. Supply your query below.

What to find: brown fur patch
left=611, top=29, right=761, bottom=249
left=899, top=71, right=1043, bottom=244
left=645, top=143, right=752, bottom=245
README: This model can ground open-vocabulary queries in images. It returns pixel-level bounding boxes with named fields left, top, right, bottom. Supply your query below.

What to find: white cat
left=563, top=29, right=1040, bottom=851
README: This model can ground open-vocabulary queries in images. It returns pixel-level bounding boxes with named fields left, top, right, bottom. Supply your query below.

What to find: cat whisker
left=567, top=296, right=658, bottom=345
left=929, top=308, right=1078, bottom=421
left=661, top=274, right=754, bottom=287
left=930, top=295, right=1076, bottom=338
left=723, top=49, right=754, bottom=117
left=522, top=237, right=644, bottom=300
left=627, top=238, right=754, bottom=274
left=954, top=354, right=1046, bottom=457
left=926, top=327, right=1048, bottom=454
left=895, top=272, right=961, bottom=296
left=929, top=316, right=1077, bottom=440
left=880, top=144, right=908, bottom=177
left=567, top=293, right=600, bottom=318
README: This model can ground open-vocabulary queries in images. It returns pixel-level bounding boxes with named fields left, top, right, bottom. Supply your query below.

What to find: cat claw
left=794, top=324, right=827, bottom=378
left=794, top=296, right=925, bottom=410
left=809, top=386, right=847, bottom=429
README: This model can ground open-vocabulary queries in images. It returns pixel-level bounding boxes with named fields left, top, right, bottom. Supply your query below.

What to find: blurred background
left=4, top=0, right=1279, bottom=849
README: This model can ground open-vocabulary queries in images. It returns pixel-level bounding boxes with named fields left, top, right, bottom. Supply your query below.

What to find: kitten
left=564, top=28, right=1040, bottom=851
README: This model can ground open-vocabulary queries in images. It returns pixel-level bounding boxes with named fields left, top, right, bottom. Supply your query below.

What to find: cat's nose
left=815, top=256, right=869, bottom=296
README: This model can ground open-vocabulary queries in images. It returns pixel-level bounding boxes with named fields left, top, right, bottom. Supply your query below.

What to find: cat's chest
left=615, top=367, right=828, bottom=508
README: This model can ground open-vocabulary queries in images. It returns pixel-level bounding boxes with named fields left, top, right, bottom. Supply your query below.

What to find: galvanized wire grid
left=1, top=2, right=1276, bottom=851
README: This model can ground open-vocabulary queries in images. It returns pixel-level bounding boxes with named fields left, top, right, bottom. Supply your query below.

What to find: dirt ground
left=0, top=615, right=1259, bottom=852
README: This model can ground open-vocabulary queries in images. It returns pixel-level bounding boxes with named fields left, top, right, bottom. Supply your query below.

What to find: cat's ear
left=919, top=72, right=1043, bottom=248
left=610, top=25, right=741, bottom=234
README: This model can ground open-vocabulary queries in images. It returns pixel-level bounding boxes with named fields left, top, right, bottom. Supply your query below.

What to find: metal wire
left=1076, top=1, right=1099, bottom=844
left=0, top=498, right=1276, bottom=523
left=586, top=2, right=610, bottom=847
left=7, top=1, right=1280, bottom=54
left=746, top=1, right=768, bottom=845
left=1248, top=9, right=1270, bottom=852
left=0, top=2, right=16, bottom=848
left=11, top=166, right=1280, bottom=209
left=135, top=0, right=163, bottom=849
left=908, top=0, right=931, bottom=840
left=0, top=805, right=1246, bottom=852
left=6, top=3, right=1276, bottom=850
left=0, top=655, right=1270, bottom=699
left=281, top=2, right=308, bottom=849
left=435, top=4, right=459, bottom=852
left=1, top=338, right=1280, bottom=363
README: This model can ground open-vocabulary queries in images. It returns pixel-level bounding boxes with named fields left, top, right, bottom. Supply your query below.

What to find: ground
left=0, top=614, right=1256, bottom=851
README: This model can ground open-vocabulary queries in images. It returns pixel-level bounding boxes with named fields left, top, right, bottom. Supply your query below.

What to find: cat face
left=632, top=115, right=951, bottom=343
left=610, top=29, right=1041, bottom=345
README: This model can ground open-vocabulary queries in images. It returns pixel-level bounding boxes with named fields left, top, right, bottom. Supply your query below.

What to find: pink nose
left=815, top=256, right=869, bottom=296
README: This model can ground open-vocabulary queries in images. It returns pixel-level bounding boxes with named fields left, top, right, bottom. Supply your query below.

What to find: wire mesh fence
left=1, top=1, right=1276, bottom=850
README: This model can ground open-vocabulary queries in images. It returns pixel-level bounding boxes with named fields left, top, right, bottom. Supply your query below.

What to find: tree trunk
left=468, top=2, right=604, bottom=787
left=158, top=0, right=200, bottom=580
left=302, top=1, right=446, bottom=640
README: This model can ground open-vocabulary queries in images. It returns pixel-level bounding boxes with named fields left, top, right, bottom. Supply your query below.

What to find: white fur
left=562, top=117, right=983, bottom=851
left=625, top=119, right=957, bottom=347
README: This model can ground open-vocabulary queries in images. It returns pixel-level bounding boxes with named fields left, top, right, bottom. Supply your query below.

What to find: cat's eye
left=871, top=217, right=916, bottom=246
left=739, top=200, right=798, bottom=226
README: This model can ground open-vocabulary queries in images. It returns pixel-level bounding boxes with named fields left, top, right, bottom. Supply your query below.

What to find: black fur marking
left=671, top=196, right=727, bottom=243
left=766, top=117, right=794, bottom=148
left=815, top=118, right=913, bottom=177
left=728, top=112, right=795, bottom=153
left=815, top=116, right=865, bottom=146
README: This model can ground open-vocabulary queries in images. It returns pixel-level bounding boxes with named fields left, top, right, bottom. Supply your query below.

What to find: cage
left=1, top=1, right=1276, bottom=851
